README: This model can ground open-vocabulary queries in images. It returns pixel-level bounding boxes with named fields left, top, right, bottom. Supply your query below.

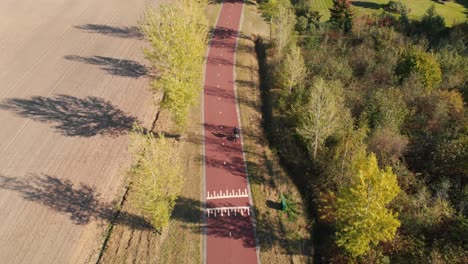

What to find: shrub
left=385, top=0, right=409, bottom=15
left=281, top=193, right=300, bottom=221
left=367, top=127, right=409, bottom=167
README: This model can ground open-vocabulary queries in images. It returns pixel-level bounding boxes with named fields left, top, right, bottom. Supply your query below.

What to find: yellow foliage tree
left=335, top=153, right=401, bottom=257
left=128, top=126, right=184, bottom=231
left=140, top=0, right=209, bottom=130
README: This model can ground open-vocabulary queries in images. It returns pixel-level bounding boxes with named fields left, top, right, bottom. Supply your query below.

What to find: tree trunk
left=313, top=133, right=318, bottom=159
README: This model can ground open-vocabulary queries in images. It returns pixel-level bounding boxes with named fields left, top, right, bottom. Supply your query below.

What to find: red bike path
left=203, top=1, right=259, bottom=263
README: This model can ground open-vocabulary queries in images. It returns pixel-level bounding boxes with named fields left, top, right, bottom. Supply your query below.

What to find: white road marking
left=207, top=189, right=249, bottom=200
left=206, top=206, right=250, bottom=217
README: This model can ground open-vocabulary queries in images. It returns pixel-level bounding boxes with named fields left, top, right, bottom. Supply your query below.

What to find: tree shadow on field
left=64, top=55, right=148, bottom=78
left=74, top=24, right=143, bottom=39
left=352, top=1, right=385, bottom=10
left=0, top=95, right=137, bottom=137
left=0, top=174, right=152, bottom=230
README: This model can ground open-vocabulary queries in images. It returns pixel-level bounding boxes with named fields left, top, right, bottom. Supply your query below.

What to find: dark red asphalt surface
left=203, top=1, right=258, bottom=263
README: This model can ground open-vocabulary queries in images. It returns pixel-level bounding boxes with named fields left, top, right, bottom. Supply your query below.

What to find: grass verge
left=311, top=0, right=333, bottom=21
left=236, top=2, right=312, bottom=263
left=97, top=102, right=203, bottom=264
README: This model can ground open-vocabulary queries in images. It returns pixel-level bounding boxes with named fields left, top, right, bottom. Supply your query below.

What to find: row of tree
left=260, top=0, right=467, bottom=262
left=126, top=0, right=210, bottom=231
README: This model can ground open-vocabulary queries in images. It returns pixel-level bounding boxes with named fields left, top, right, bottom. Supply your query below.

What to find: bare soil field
left=0, top=0, right=160, bottom=263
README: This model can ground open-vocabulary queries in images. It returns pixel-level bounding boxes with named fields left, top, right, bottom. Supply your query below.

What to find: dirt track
left=0, top=0, right=159, bottom=263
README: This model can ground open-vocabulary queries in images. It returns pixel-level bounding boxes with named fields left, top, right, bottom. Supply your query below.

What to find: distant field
left=311, top=0, right=468, bottom=26
left=311, top=0, right=334, bottom=21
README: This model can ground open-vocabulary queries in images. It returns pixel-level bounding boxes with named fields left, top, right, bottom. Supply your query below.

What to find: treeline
left=259, top=0, right=467, bottom=262
left=125, top=0, right=209, bottom=231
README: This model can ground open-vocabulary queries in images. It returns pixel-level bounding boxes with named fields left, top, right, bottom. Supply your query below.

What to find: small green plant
left=281, top=193, right=300, bottom=221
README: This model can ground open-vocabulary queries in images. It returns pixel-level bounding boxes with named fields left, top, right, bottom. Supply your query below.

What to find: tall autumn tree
left=329, top=0, right=353, bottom=33
left=271, top=1, right=296, bottom=59
left=128, top=126, right=184, bottom=231
left=326, top=121, right=368, bottom=185
left=296, top=78, right=349, bottom=159
left=335, top=153, right=401, bottom=257
left=140, top=0, right=209, bottom=130
left=278, top=44, right=307, bottom=93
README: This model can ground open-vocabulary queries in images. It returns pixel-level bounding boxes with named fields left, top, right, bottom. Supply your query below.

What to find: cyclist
left=233, top=126, right=239, bottom=142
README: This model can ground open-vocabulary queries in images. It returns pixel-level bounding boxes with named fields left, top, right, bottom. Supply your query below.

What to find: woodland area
left=258, top=0, right=467, bottom=262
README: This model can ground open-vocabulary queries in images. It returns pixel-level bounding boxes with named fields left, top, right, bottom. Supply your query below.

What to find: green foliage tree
left=293, top=0, right=321, bottom=34
left=140, top=0, right=209, bottom=130
left=365, top=88, right=408, bottom=130
left=396, top=48, right=442, bottom=92
left=433, top=133, right=468, bottom=178
left=329, top=0, right=353, bottom=33
left=261, top=2, right=467, bottom=261
left=406, top=90, right=465, bottom=178
left=435, top=47, right=468, bottom=90
left=425, top=91, right=466, bottom=178
left=335, top=153, right=401, bottom=257
left=419, top=5, right=446, bottom=41
left=259, top=0, right=281, bottom=21
left=128, top=126, right=184, bottom=231
left=296, top=78, right=349, bottom=159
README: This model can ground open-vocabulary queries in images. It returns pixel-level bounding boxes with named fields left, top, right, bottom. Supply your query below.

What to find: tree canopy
left=336, top=154, right=401, bottom=257
left=128, top=127, right=184, bottom=231
left=140, top=0, right=209, bottom=130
